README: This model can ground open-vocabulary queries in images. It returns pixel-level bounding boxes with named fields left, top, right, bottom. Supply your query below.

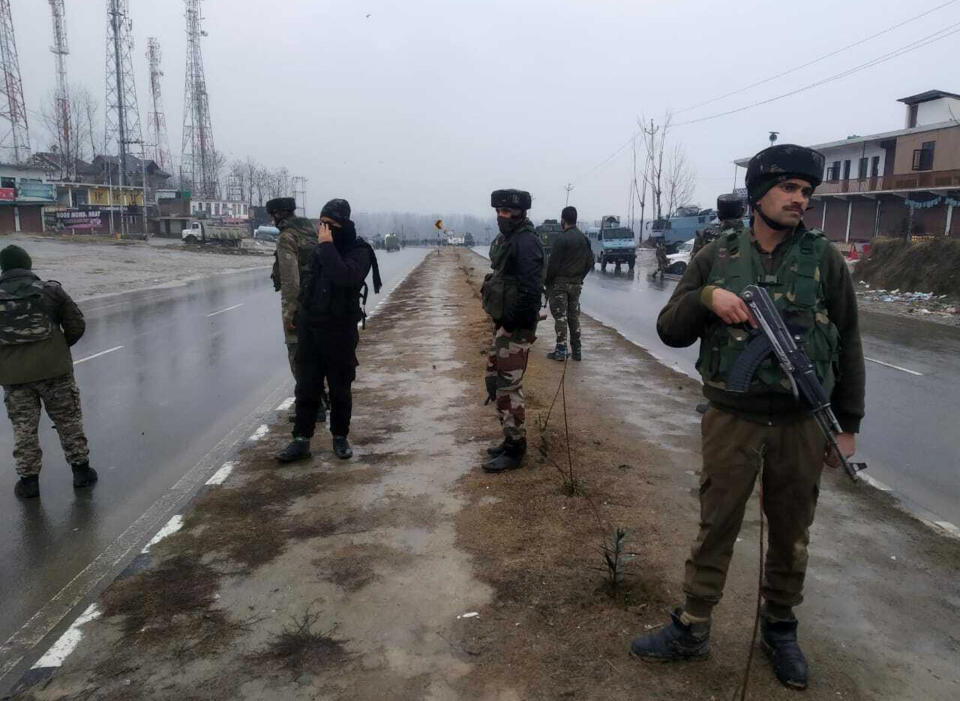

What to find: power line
left=676, top=0, right=960, bottom=115
left=674, top=21, right=960, bottom=127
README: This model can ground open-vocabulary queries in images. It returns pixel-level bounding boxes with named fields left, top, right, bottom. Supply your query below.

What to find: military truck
left=181, top=221, right=248, bottom=247
left=586, top=215, right=636, bottom=272
left=384, top=232, right=400, bottom=252
left=536, top=219, right=563, bottom=259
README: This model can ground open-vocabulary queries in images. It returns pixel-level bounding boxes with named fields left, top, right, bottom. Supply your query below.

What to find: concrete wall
left=894, top=125, right=960, bottom=173
left=916, top=97, right=960, bottom=127
left=820, top=142, right=887, bottom=180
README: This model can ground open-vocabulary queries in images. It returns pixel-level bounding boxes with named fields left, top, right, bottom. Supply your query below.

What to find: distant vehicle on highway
left=181, top=221, right=247, bottom=247
left=586, top=215, right=636, bottom=273
left=664, top=238, right=696, bottom=274
left=384, top=232, right=400, bottom=252
left=253, top=225, right=279, bottom=242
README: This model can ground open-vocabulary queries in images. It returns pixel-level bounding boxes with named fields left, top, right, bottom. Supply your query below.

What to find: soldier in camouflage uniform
left=692, top=194, right=746, bottom=259
left=268, top=197, right=328, bottom=421
left=545, top=206, right=594, bottom=361
left=0, top=245, right=97, bottom=499
left=481, top=189, right=544, bottom=473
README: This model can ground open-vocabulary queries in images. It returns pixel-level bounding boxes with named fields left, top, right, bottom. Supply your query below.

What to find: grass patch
left=257, top=610, right=350, bottom=672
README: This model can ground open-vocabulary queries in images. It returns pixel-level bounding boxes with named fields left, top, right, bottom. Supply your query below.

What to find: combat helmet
left=745, top=144, right=825, bottom=203
left=491, top=189, right=532, bottom=211
left=265, top=197, right=297, bottom=215
left=716, top=193, right=746, bottom=221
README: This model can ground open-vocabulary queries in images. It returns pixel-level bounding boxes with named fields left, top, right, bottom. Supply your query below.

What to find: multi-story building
left=0, top=163, right=57, bottom=233
left=735, top=89, right=960, bottom=241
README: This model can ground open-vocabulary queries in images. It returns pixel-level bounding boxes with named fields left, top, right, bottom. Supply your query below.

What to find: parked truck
left=181, top=221, right=248, bottom=247
left=384, top=232, right=401, bottom=252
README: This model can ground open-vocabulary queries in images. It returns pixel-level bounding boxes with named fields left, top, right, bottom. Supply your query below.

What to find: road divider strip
left=248, top=424, right=269, bottom=441
left=205, top=461, right=236, bottom=486
left=206, top=303, right=244, bottom=318
left=140, top=515, right=184, bottom=554
left=30, top=605, right=101, bottom=670
left=865, top=357, right=923, bottom=376
left=73, top=346, right=124, bottom=365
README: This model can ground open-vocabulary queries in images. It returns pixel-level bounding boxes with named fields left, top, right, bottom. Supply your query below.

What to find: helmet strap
left=754, top=202, right=792, bottom=232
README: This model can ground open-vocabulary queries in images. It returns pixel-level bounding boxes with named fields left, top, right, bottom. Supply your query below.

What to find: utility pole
left=146, top=37, right=173, bottom=175
left=49, top=0, right=71, bottom=179
left=181, top=0, right=216, bottom=199
left=105, top=0, right=143, bottom=238
left=0, top=0, right=30, bottom=164
left=564, top=183, right=573, bottom=206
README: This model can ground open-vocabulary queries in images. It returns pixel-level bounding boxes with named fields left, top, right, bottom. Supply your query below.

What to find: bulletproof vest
left=481, top=229, right=522, bottom=321
left=697, top=228, right=840, bottom=397
left=271, top=216, right=318, bottom=290
left=0, top=278, right=55, bottom=346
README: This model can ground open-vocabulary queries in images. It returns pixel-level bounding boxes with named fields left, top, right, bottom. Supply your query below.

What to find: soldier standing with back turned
left=481, top=189, right=544, bottom=473
left=629, top=145, right=865, bottom=691
left=0, top=245, right=97, bottom=499
left=545, top=206, right=594, bottom=362
left=268, top=197, right=327, bottom=422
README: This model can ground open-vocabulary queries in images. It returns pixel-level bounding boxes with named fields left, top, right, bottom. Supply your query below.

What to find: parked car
left=664, top=238, right=695, bottom=274
left=253, top=225, right=280, bottom=242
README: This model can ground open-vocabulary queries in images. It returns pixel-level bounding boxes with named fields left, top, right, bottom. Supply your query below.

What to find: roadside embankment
left=0, top=233, right=270, bottom=301
left=11, top=249, right=959, bottom=700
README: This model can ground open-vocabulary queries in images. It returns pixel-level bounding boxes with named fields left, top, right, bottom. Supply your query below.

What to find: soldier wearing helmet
left=691, top=193, right=746, bottom=258
left=480, top=189, right=544, bottom=473
left=631, top=145, right=865, bottom=691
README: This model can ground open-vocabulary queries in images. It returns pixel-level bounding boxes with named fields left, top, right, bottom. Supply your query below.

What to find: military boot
left=762, top=615, right=808, bottom=690
left=630, top=608, right=710, bottom=662
left=277, top=438, right=312, bottom=463
left=486, top=440, right=507, bottom=457
left=14, top=475, right=40, bottom=499
left=333, top=435, right=353, bottom=460
left=483, top=438, right=526, bottom=473
left=72, top=462, right=99, bottom=488
left=571, top=345, right=582, bottom=362
left=546, top=344, right=566, bottom=361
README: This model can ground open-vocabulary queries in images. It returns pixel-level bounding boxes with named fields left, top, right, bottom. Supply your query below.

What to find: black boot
left=630, top=608, right=710, bottom=662
left=762, top=616, right=808, bottom=690
left=72, top=462, right=99, bottom=488
left=333, top=435, right=353, bottom=459
left=546, top=344, right=566, bottom=361
left=14, top=475, right=39, bottom=499
left=277, top=438, right=311, bottom=463
left=486, top=441, right=507, bottom=457
left=483, top=438, right=526, bottom=473
left=571, top=347, right=582, bottom=361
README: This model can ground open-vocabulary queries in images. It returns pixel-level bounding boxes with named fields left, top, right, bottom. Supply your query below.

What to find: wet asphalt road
left=0, top=247, right=427, bottom=671
left=474, top=247, right=960, bottom=527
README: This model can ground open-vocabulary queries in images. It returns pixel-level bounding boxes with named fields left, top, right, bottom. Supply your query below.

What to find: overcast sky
left=10, top=0, right=960, bottom=223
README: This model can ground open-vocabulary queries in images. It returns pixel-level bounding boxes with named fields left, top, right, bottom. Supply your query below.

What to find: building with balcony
left=0, top=163, right=57, bottom=233
left=735, top=90, right=960, bottom=241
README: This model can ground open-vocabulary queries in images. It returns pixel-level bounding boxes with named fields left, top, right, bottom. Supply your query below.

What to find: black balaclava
left=497, top=211, right=527, bottom=235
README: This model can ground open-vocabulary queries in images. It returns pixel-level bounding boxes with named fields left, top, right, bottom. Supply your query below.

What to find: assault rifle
left=727, top=284, right=866, bottom=482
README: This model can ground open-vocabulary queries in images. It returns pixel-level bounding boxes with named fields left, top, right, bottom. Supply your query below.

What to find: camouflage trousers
left=485, top=326, right=534, bottom=442
left=3, top=372, right=90, bottom=477
left=548, top=280, right=582, bottom=351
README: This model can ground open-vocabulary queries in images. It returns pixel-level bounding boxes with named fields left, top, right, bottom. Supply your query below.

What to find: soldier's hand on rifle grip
left=824, top=432, right=856, bottom=469
left=709, top=289, right=757, bottom=328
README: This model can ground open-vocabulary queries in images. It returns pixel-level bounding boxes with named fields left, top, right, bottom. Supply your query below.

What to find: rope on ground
left=734, top=448, right=766, bottom=701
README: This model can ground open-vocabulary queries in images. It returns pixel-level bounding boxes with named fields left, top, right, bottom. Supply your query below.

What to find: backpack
left=0, top=281, right=55, bottom=345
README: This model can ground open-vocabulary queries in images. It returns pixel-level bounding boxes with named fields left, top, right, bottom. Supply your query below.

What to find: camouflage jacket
left=0, top=269, right=85, bottom=385
left=273, top=216, right=318, bottom=342
left=693, top=218, right=745, bottom=258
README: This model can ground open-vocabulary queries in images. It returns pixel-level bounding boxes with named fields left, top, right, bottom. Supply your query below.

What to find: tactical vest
left=697, top=228, right=840, bottom=396
left=271, top=217, right=318, bottom=290
left=481, top=233, right=517, bottom=321
left=0, top=280, right=55, bottom=346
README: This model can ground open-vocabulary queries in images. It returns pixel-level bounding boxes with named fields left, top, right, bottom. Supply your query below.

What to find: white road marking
left=72, top=346, right=124, bottom=365
left=865, top=357, right=923, bottom=376
left=275, top=397, right=295, bottom=411
left=205, top=461, right=236, bottom=486
left=206, top=303, right=244, bottom=318
left=30, top=605, right=101, bottom=669
left=140, top=515, right=184, bottom=553
left=248, top=424, right=269, bottom=441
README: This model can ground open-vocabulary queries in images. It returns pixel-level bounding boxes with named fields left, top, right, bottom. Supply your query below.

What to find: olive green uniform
left=545, top=226, right=594, bottom=354
left=272, top=215, right=319, bottom=375
left=657, top=225, right=864, bottom=620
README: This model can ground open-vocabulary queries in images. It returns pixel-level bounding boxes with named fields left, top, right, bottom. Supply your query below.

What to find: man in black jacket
left=545, top=206, right=594, bottom=361
left=277, top=199, right=381, bottom=463
left=481, top=189, right=544, bottom=473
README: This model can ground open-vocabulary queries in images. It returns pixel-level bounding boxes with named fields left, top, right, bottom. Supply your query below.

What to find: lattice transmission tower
left=181, top=0, right=216, bottom=198
left=48, top=0, right=72, bottom=177
left=146, top=37, right=173, bottom=175
left=105, top=0, right=143, bottom=187
left=0, top=0, right=30, bottom=163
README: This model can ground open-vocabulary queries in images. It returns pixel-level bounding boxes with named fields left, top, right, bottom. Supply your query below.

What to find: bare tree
left=664, top=143, right=697, bottom=217
left=38, top=85, right=101, bottom=179
left=253, top=167, right=271, bottom=205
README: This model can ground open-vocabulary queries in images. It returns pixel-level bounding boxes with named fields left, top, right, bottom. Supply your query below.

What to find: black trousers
left=293, top=323, right=359, bottom=439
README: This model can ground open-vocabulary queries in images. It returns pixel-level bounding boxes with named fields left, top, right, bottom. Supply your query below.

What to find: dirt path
left=12, top=249, right=959, bottom=700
